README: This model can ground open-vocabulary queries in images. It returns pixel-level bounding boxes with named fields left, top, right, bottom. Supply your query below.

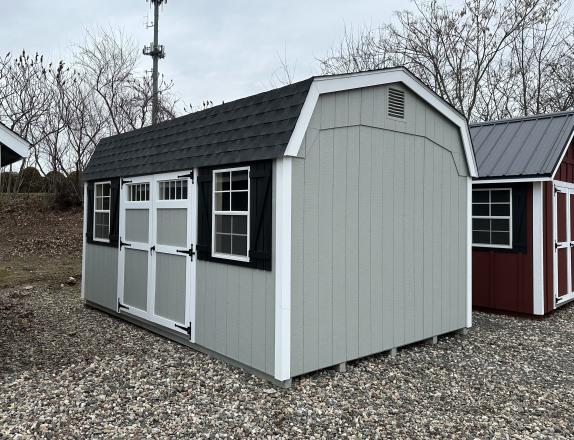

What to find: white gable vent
left=388, top=88, right=405, bottom=119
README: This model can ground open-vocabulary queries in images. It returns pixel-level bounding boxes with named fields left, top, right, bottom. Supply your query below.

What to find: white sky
left=2, top=0, right=464, bottom=109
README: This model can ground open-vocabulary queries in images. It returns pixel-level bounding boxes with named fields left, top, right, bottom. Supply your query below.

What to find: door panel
left=156, top=208, right=187, bottom=246
left=155, top=252, right=187, bottom=324
left=118, top=172, right=196, bottom=339
left=123, top=248, right=149, bottom=311
left=125, top=209, right=150, bottom=243
left=554, top=184, right=574, bottom=306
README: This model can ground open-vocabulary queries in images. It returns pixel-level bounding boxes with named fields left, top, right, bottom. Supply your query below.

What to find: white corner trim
left=467, top=178, right=473, bottom=328
left=283, top=67, right=478, bottom=177
left=81, top=183, right=88, bottom=299
left=274, top=157, right=292, bottom=381
left=532, top=182, right=545, bottom=315
left=0, top=123, right=29, bottom=159
left=550, top=128, right=574, bottom=180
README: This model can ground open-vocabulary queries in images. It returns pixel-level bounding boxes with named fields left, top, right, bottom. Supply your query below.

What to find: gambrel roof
left=84, top=67, right=478, bottom=181
left=470, top=111, right=574, bottom=180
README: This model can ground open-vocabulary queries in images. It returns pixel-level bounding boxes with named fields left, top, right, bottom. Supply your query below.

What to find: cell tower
left=143, top=0, right=166, bottom=125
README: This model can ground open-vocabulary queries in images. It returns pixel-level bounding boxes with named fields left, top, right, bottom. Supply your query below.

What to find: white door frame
left=117, top=171, right=197, bottom=340
left=553, top=181, right=574, bottom=307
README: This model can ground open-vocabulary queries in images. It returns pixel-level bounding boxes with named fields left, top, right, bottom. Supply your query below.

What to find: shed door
left=117, top=171, right=197, bottom=341
left=553, top=183, right=574, bottom=306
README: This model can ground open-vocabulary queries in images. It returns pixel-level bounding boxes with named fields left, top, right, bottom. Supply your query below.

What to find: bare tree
left=319, top=0, right=568, bottom=121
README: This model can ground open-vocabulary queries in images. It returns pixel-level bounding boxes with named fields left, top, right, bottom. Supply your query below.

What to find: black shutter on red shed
left=249, top=161, right=273, bottom=271
left=196, top=169, right=213, bottom=260
left=512, top=184, right=527, bottom=253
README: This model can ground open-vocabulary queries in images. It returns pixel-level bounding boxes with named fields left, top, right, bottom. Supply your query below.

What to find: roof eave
left=0, top=123, right=29, bottom=161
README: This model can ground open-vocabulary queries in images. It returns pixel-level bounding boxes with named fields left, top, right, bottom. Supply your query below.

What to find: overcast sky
left=3, top=1, right=460, bottom=110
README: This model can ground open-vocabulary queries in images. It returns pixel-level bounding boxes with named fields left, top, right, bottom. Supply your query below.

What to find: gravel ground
left=2, top=285, right=574, bottom=439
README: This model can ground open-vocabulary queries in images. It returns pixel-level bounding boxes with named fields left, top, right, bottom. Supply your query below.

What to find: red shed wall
left=472, top=183, right=533, bottom=314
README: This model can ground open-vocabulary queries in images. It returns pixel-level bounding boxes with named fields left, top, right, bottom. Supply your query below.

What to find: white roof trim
left=473, top=177, right=551, bottom=184
left=550, top=126, right=574, bottom=180
left=284, top=67, right=478, bottom=177
left=0, top=123, right=29, bottom=160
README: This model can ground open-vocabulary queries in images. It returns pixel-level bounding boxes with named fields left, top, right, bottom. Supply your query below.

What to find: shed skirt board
left=553, top=181, right=574, bottom=306
left=117, top=172, right=196, bottom=338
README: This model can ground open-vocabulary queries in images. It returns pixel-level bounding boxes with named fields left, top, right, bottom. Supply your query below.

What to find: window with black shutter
left=86, top=178, right=120, bottom=248
left=196, top=161, right=272, bottom=271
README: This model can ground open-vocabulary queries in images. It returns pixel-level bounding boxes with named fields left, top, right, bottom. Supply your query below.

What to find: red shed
left=470, top=111, right=574, bottom=315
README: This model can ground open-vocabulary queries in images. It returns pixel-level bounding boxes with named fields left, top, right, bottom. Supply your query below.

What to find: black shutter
left=196, top=169, right=213, bottom=260
left=249, top=161, right=273, bottom=271
left=86, top=182, right=95, bottom=244
left=512, top=184, right=527, bottom=253
left=108, top=178, right=120, bottom=247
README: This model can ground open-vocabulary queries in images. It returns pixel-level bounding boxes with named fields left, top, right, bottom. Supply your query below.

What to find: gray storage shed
left=82, top=67, right=478, bottom=386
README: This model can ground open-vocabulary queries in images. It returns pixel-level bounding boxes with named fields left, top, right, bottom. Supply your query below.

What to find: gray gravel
left=2, top=284, right=574, bottom=439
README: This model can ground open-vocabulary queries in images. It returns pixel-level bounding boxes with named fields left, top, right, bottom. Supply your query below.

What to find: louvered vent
left=388, top=88, right=405, bottom=119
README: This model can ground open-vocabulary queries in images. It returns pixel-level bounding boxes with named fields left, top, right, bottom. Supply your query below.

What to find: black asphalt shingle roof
left=470, top=111, right=574, bottom=179
left=83, top=78, right=314, bottom=181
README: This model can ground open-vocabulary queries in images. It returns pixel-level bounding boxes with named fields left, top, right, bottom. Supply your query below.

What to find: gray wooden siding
left=290, top=84, right=469, bottom=377
left=195, top=171, right=276, bottom=376
left=84, top=243, right=118, bottom=310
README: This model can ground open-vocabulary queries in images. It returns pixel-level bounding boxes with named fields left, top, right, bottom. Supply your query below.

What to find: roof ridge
left=471, top=110, right=574, bottom=127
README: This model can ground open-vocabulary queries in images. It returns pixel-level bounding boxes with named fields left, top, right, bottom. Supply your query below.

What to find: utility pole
left=143, top=0, right=166, bottom=125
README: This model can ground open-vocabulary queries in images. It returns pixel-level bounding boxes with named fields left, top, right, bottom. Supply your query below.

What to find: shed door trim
left=553, top=181, right=574, bottom=307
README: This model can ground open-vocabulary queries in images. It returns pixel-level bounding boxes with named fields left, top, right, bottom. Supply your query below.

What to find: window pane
left=96, top=184, right=103, bottom=197
left=231, top=191, right=248, bottom=211
left=215, top=233, right=231, bottom=254
left=182, top=183, right=188, bottom=199
left=232, top=170, right=248, bottom=190
left=103, top=184, right=110, bottom=197
left=472, top=204, right=489, bottom=216
left=102, top=196, right=110, bottom=210
left=232, top=215, right=247, bottom=235
left=491, top=204, right=510, bottom=216
left=472, top=191, right=489, bottom=203
left=215, top=192, right=230, bottom=211
left=491, top=219, right=510, bottom=232
left=215, top=215, right=232, bottom=234
left=215, top=172, right=230, bottom=191
left=491, top=190, right=510, bottom=203
left=472, top=218, right=490, bottom=231
left=96, top=196, right=103, bottom=210
left=170, top=181, right=176, bottom=199
left=492, top=231, right=510, bottom=245
left=473, top=231, right=490, bottom=244
left=232, top=234, right=247, bottom=256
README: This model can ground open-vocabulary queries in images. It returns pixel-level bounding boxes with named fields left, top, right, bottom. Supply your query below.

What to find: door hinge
left=176, top=244, right=195, bottom=261
left=177, top=171, right=194, bottom=183
left=121, top=179, right=133, bottom=187
left=118, top=299, right=129, bottom=312
left=175, top=322, right=192, bottom=338
left=150, top=245, right=156, bottom=254
left=120, top=238, right=131, bottom=250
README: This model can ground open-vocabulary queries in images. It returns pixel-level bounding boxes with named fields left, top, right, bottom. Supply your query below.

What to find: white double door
left=117, top=171, right=196, bottom=340
left=553, top=182, right=574, bottom=307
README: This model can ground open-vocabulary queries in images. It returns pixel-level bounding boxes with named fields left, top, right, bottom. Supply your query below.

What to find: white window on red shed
left=472, top=188, right=512, bottom=248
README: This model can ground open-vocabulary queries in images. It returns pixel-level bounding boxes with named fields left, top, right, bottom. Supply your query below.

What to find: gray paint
left=125, top=209, right=149, bottom=243
left=156, top=208, right=187, bottom=247
left=123, top=248, right=148, bottom=311
left=84, top=243, right=118, bottom=311
left=195, top=170, right=276, bottom=376
left=290, top=84, right=469, bottom=377
left=470, top=111, right=574, bottom=178
left=155, top=252, right=186, bottom=324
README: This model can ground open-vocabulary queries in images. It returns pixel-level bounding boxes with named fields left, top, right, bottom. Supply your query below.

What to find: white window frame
left=472, top=188, right=513, bottom=249
left=93, top=181, right=111, bottom=243
left=211, top=166, right=250, bottom=262
left=126, top=182, right=150, bottom=202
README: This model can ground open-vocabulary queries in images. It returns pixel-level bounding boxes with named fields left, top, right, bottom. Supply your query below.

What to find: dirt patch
left=0, top=194, right=82, bottom=287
